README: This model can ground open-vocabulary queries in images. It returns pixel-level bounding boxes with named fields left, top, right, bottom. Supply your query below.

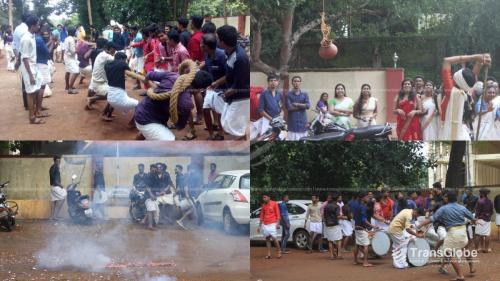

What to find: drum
left=407, top=238, right=430, bottom=267
left=371, top=231, right=391, bottom=256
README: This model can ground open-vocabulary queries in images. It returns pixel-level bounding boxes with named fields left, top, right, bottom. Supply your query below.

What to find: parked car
left=250, top=200, right=316, bottom=250
left=196, top=170, right=250, bottom=234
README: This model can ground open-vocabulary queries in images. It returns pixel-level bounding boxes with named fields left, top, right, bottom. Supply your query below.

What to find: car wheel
left=293, top=229, right=309, bottom=250
left=195, top=203, right=204, bottom=226
left=223, top=208, right=237, bottom=234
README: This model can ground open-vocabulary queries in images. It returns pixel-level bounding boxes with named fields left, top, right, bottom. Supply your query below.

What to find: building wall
left=251, top=70, right=390, bottom=124
left=212, top=16, right=250, bottom=36
left=0, top=155, right=249, bottom=219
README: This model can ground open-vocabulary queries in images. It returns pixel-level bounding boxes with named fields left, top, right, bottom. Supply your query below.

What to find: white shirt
left=63, top=36, right=76, bottom=60
left=91, top=51, right=114, bottom=83
left=13, top=22, right=28, bottom=55
left=20, top=31, right=36, bottom=67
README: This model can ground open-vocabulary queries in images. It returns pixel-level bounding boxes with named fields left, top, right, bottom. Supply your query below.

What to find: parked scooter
left=302, top=110, right=392, bottom=141
left=66, top=175, right=93, bottom=224
left=255, top=116, right=287, bottom=142
left=0, top=181, right=18, bottom=232
left=129, top=187, right=147, bottom=223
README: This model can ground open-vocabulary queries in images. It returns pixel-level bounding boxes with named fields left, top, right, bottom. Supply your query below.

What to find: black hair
left=374, top=191, right=383, bottom=202
left=53, top=156, right=61, bottom=161
left=201, top=22, right=217, bottom=34
left=462, top=68, right=477, bottom=88
left=267, top=73, right=279, bottom=82
left=149, top=164, right=155, bottom=169
left=167, top=30, right=180, bottom=43
left=177, top=17, right=189, bottom=28
left=416, top=207, right=426, bottom=216
left=26, top=15, right=39, bottom=28
left=191, top=16, right=204, bottom=30
left=444, top=190, right=457, bottom=203
left=175, top=164, right=183, bottom=170
left=432, top=182, right=442, bottom=189
left=291, top=76, right=302, bottom=82
left=202, top=33, right=217, bottom=50
left=130, top=25, right=138, bottom=31
left=67, top=26, right=76, bottom=36
left=479, top=188, right=490, bottom=197
left=216, top=25, right=238, bottom=47
left=414, top=75, right=425, bottom=82
left=105, top=41, right=117, bottom=50
left=282, top=194, right=289, bottom=200
left=22, top=13, right=31, bottom=23
left=114, top=52, right=127, bottom=60
left=210, top=163, right=216, bottom=167
left=486, top=76, right=497, bottom=83
left=191, top=70, right=213, bottom=89
left=397, top=79, right=415, bottom=105
left=96, top=38, right=107, bottom=49
left=354, top=84, right=371, bottom=118
left=138, top=163, right=144, bottom=167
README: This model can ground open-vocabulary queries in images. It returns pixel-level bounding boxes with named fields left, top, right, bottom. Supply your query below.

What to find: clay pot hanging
left=319, top=40, right=338, bottom=59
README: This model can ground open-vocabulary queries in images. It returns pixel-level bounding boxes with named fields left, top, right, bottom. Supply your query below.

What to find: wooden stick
left=475, top=67, right=489, bottom=140
left=125, top=70, right=157, bottom=89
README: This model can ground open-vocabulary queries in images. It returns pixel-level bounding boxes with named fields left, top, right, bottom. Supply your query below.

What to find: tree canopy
left=250, top=141, right=433, bottom=207
left=251, top=0, right=500, bottom=81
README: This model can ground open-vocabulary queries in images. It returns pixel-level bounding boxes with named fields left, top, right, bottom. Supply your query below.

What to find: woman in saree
left=328, top=83, right=354, bottom=128
left=394, top=79, right=423, bottom=140
left=353, top=84, right=378, bottom=128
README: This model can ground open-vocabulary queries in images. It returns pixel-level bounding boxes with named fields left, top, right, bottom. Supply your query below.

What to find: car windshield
left=211, top=175, right=236, bottom=189
left=239, top=174, right=250, bottom=189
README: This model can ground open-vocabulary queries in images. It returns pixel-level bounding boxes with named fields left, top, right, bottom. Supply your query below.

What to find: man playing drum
left=387, top=207, right=426, bottom=269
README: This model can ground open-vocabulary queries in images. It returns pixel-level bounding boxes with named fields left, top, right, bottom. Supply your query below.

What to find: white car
left=196, top=170, right=250, bottom=234
left=250, top=200, right=315, bottom=250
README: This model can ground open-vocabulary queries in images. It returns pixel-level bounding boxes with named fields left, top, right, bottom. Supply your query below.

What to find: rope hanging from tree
left=145, top=59, right=198, bottom=124
left=318, top=0, right=338, bottom=59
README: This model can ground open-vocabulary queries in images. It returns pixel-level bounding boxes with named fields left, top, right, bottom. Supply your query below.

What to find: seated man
left=134, top=62, right=213, bottom=140
left=103, top=52, right=139, bottom=126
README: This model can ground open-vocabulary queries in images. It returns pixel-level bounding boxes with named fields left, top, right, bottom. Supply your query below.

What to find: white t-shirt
left=13, top=22, right=28, bottom=54
left=91, top=51, right=114, bottom=83
left=19, top=32, right=37, bottom=67
left=63, top=36, right=76, bottom=60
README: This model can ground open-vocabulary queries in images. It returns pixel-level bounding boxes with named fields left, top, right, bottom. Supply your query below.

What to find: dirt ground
left=0, top=220, right=249, bottom=281
left=250, top=235, right=500, bottom=281
left=0, top=56, right=237, bottom=141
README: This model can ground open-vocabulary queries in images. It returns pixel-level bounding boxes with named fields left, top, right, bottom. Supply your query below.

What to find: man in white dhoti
left=440, top=53, right=491, bottom=140
left=216, top=25, right=250, bottom=140
left=19, top=16, right=44, bottom=124
left=49, top=156, right=67, bottom=220
left=86, top=41, right=116, bottom=111
left=63, top=27, right=80, bottom=94
left=258, top=194, right=282, bottom=259
left=103, top=52, right=139, bottom=126
left=419, top=190, right=477, bottom=281
left=388, top=208, right=425, bottom=269
left=305, top=195, right=327, bottom=253
left=474, top=188, right=494, bottom=253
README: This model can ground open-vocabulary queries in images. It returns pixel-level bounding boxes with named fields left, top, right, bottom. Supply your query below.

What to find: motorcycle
left=255, top=116, right=287, bottom=142
left=66, top=175, right=93, bottom=224
left=129, top=187, right=147, bottom=223
left=0, top=181, right=18, bottom=232
left=301, top=110, right=392, bottom=141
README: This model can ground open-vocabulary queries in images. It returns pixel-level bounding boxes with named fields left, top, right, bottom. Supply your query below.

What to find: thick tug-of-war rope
left=125, top=59, right=198, bottom=124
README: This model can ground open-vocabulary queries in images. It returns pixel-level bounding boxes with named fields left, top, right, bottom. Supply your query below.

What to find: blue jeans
left=280, top=223, right=290, bottom=251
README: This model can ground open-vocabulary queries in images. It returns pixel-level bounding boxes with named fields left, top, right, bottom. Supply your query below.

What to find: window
left=287, top=203, right=306, bottom=215
left=251, top=208, right=261, bottom=219
left=220, top=175, right=236, bottom=189
left=239, top=174, right=250, bottom=189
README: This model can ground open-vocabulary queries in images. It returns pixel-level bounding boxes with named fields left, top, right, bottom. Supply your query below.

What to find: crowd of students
left=250, top=54, right=500, bottom=141
left=258, top=184, right=500, bottom=281
left=8, top=13, right=250, bottom=140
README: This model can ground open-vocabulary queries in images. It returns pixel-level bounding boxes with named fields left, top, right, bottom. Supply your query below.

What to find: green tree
left=250, top=141, right=433, bottom=207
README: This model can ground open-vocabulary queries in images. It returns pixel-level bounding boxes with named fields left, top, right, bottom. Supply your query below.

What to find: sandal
left=264, top=255, right=271, bottom=259
left=277, top=251, right=282, bottom=259
left=449, top=278, right=465, bottom=281
left=30, top=118, right=45, bottom=124
left=102, top=116, right=114, bottom=122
